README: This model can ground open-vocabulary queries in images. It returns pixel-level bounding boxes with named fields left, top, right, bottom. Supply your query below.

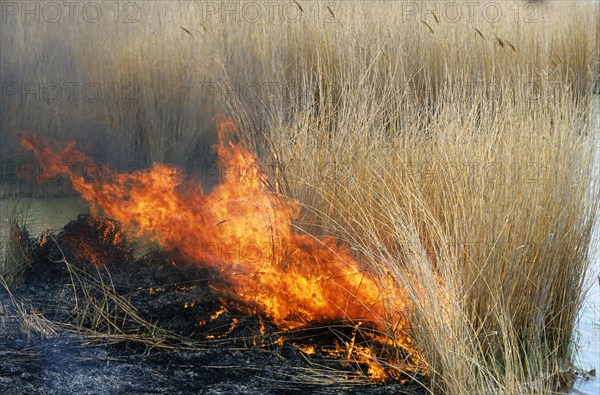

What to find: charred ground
left=1, top=214, right=426, bottom=394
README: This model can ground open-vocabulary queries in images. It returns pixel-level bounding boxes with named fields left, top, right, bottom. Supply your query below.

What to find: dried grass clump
left=1, top=207, right=34, bottom=287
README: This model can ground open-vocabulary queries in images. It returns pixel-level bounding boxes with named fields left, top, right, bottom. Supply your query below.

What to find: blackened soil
left=0, top=335, right=427, bottom=394
left=1, top=215, right=426, bottom=394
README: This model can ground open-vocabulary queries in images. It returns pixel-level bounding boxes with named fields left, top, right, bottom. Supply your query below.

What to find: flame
left=223, top=318, right=239, bottom=337
left=296, top=344, right=316, bottom=355
left=210, top=306, right=227, bottom=321
left=20, top=121, right=421, bottom=378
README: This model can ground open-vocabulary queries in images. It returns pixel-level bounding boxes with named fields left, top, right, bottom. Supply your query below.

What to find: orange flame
left=20, top=122, right=411, bottom=338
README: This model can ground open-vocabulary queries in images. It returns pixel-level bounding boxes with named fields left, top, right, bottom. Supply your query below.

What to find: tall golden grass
left=1, top=1, right=599, bottom=393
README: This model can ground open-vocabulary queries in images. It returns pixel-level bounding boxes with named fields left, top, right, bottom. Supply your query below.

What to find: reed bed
left=1, top=1, right=598, bottom=393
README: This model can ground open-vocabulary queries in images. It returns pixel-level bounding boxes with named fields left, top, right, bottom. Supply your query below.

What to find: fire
left=296, top=344, right=316, bottom=355
left=148, top=287, right=164, bottom=296
left=20, top=120, right=421, bottom=378
left=210, top=306, right=227, bottom=321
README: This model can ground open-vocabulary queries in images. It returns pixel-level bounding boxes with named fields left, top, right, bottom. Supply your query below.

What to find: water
left=573, top=224, right=600, bottom=395
left=0, top=197, right=88, bottom=241
left=572, top=98, right=600, bottom=395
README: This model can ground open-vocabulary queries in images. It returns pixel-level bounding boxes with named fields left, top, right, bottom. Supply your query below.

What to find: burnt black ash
left=0, top=214, right=425, bottom=394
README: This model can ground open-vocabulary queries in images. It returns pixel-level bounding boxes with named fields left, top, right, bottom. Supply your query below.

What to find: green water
left=0, top=197, right=89, bottom=239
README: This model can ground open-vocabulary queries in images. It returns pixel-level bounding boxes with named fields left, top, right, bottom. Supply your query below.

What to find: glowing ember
left=20, top=120, right=422, bottom=379
left=297, top=344, right=316, bottom=355
left=210, top=306, right=227, bottom=321
left=148, top=287, right=164, bottom=296
left=223, top=318, right=239, bottom=337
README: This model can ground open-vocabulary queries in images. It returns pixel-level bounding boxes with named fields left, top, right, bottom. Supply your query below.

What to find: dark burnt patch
left=1, top=214, right=426, bottom=394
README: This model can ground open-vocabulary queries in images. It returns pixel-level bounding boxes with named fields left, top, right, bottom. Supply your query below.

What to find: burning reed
left=19, top=120, right=424, bottom=380
left=2, top=0, right=599, bottom=393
